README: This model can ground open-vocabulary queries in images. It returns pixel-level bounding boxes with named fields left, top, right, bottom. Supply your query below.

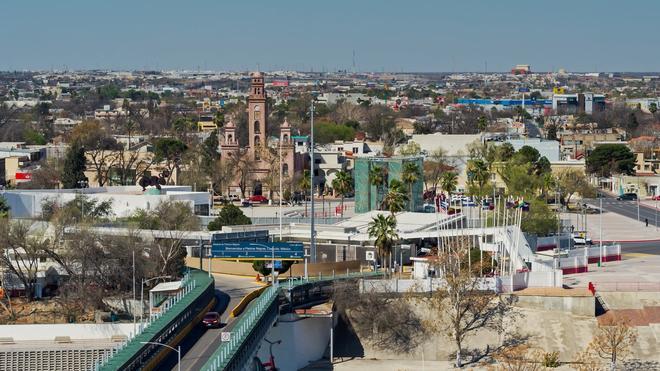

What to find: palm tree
left=467, top=159, right=490, bottom=202
left=367, top=213, right=398, bottom=272
left=382, top=179, right=408, bottom=215
left=539, top=172, right=556, bottom=200
left=331, top=170, right=352, bottom=217
left=401, top=162, right=421, bottom=211
left=299, top=170, right=311, bottom=217
left=369, top=165, right=388, bottom=210
left=440, top=172, right=458, bottom=195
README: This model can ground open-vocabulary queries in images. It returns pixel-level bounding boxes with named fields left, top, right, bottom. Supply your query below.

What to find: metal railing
left=97, top=270, right=214, bottom=371
left=201, top=271, right=382, bottom=371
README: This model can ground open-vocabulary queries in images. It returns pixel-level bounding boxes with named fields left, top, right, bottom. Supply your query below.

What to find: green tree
left=440, top=172, right=458, bottom=195
left=586, top=144, right=636, bottom=177
left=299, top=170, right=311, bottom=216
left=369, top=165, right=388, bottom=210
left=367, top=214, right=398, bottom=271
left=398, top=141, right=422, bottom=156
left=201, top=130, right=220, bottom=172
left=153, top=138, right=188, bottom=184
left=60, top=141, right=87, bottom=189
left=382, top=179, right=408, bottom=214
left=498, top=163, right=539, bottom=198
left=557, top=169, right=596, bottom=206
left=313, top=122, right=356, bottom=144
left=546, top=124, right=558, bottom=141
left=466, top=158, right=491, bottom=201
left=649, top=102, right=658, bottom=114
left=513, top=145, right=540, bottom=165
left=496, top=143, right=516, bottom=162
left=331, top=171, right=353, bottom=217
left=42, top=194, right=113, bottom=224
left=521, top=199, right=559, bottom=236
left=207, top=204, right=252, bottom=231
left=0, top=196, right=9, bottom=218
left=401, top=162, right=421, bottom=210
left=477, top=115, right=488, bottom=132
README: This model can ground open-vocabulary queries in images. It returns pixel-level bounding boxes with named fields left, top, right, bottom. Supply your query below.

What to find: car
left=652, top=195, right=660, bottom=201
left=249, top=195, right=269, bottom=203
left=616, top=193, right=638, bottom=201
left=228, top=194, right=240, bottom=202
left=241, top=199, right=253, bottom=207
left=202, top=312, right=221, bottom=328
left=572, top=232, right=593, bottom=246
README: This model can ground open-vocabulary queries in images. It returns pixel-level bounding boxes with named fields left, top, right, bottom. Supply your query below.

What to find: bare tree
left=69, top=121, right=122, bottom=186
left=0, top=220, right=48, bottom=300
left=128, top=200, right=199, bottom=277
left=112, top=143, right=154, bottom=186
left=579, top=318, right=638, bottom=371
left=428, top=245, right=516, bottom=368
left=228, top=149, right=256, bottom=198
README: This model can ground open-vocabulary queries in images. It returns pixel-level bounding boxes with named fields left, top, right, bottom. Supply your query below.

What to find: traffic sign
left=266, top=260, right=283, bottom=269
left=211, top=242, right=304, bottom=260
left=221, top=332, right=231, bottom=342
left=518, top=87, right=530, bottom=93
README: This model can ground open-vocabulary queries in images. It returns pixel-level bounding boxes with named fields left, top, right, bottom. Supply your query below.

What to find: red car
left=249, top=195, right=269, bottom=203
left=652, top=195, right=660, bottom=201
left=202, top=312, right=221, bottom=328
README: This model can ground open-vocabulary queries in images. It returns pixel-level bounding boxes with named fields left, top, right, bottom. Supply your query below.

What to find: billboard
left=15, top=172, right=32, bottom=181
left=211, top=242, right=304, bottom=260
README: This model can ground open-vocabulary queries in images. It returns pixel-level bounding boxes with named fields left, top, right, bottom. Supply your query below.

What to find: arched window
left=227, top=134, right=233, bottom=143
left=282, top=163, right=289, bottom=177
left=254, top=121, right=260, bottom=133
left=283, top=134, right=289, bottom=142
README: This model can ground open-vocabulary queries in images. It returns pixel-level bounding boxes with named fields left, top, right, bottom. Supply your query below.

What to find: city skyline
left=1, top=0, right=659, bottom=73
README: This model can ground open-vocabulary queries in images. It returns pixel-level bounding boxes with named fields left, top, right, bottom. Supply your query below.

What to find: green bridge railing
left=98, top=269, right=215, bottom=371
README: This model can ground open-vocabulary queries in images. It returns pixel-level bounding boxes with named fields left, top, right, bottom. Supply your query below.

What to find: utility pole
left=279, top=138, right=283, bottom=241
left=310, top=100, right=316, bottom=264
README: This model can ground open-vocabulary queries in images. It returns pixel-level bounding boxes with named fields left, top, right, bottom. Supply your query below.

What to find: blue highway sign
left=211, top=242, right=304, bottom=260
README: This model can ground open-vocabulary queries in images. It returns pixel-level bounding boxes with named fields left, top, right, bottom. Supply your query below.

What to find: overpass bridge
left=200, top=272, right=382, bottom=371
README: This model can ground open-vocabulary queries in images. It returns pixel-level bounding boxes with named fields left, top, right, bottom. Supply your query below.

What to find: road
left=525, top=119, right=542, bottom=138
left=581, top=193, right=660, bottom=254
left=159, top=274, right=263, bottom=371
left=583, top=196, right=659, bottom=227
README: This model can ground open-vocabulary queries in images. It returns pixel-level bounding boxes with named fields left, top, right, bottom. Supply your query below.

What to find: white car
left=572, top=232, right=593, bottom=245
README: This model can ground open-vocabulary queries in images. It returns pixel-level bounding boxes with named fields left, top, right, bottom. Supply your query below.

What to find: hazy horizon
left=1, top=0, right=658, bottom=73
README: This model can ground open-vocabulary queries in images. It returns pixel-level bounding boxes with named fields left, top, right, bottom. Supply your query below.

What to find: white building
left=1, top=186, right=211, bottom=219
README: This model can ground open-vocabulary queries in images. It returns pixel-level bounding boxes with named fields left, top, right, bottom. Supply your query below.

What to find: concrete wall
left=598, top=292, right=660, bottom=310
left=185, top=258, right=362, bottom=277
left=0, top=323, right=134, bottom=341
left=509, top=294, right=595, bottom=317
left=255, top=314, right=331, bottom=371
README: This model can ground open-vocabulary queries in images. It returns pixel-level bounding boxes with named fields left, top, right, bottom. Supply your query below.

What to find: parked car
left=202, top=312, right=221, bottom=328
left=616, top=193, right=638, bottom=201
left=241, top=199, right=253, bottom=207
left=572, top=232, right=593, bottom=246
left=651, top=195, right=660, bottom=201
left=249, top=195, right=269, bottom=204
left=228, top=194, right=240, bottom=202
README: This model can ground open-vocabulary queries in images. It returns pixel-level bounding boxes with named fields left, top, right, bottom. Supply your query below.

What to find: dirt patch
left=0, top=298, right=97, bottom=325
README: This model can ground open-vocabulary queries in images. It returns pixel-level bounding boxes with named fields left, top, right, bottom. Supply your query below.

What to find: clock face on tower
left=254, top=105, right=260, bottom=112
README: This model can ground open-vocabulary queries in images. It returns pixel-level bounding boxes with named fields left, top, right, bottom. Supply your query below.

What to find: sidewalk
left=562, top=210, right=660, bottom=242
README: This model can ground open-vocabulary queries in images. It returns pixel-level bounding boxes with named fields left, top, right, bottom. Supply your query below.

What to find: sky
left=1, top=0, right=658, bottom=72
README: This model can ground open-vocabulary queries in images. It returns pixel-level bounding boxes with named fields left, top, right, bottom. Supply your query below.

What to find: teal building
left=354, top=156, right=424, bottom=213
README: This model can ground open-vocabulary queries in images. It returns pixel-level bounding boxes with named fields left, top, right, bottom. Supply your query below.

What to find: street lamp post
left=599, top=196, right=603, bottom=267
left=279, top=137, right=283, bottom=241
left=310, top=100, right=316, bottom=265
left=140, top=342, right=181, bottom=371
